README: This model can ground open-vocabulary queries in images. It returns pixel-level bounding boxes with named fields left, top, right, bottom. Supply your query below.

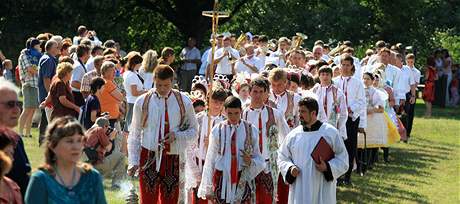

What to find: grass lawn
left=21, top=100, right=459, bottom=203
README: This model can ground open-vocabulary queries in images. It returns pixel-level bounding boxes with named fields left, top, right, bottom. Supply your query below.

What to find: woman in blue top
left=25, top=116, right=107, bottom=204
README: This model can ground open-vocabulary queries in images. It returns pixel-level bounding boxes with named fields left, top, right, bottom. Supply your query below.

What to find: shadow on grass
left=337, top=137, right=456, bottom=203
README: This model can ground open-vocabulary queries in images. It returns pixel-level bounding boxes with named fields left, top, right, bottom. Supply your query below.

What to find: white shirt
left=185, top=112, right=225, bottom=189
left=269, top=91, right=301, bottom=129
left=235, top=56, right=263, bottom=74
left=333, top=76, right=367, bottom=128
left=127, top=90, right=198, bottom=168
left=123, top=70, right=145, bottom=104
left=384, top=64, right=404, bottom=101
left=243, top=106, right=290, bottom=165
left=180, top=47, right=201, bottom=71
left=197, top=120, right=265, bottom=203
left=321, top=54, right=331, bottom=62
left=278, top=123, right=349, bottom=204
left=71, top=59, right=88, bottom=92
left=211, top=47, right=240, bottom=75
left=409, top=65, right=421, bottom=85
left=398, top=65, right=415, bottom=95
left=255, top=47, right=270, bottom=66
left=312, top=84, right=349, bottom=139
left=139, top=67, right=154, bottom=89
left=269, top=50, right=287, bottom=67
left=199, top=48, right=211, bottom=75
left=85, top=56, right=95, bottom=72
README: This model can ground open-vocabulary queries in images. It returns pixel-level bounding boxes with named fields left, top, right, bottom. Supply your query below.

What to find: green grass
left=22, top=100, right=459, bottom=203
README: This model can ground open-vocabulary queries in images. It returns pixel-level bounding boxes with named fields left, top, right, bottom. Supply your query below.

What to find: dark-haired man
left=333, top=54, right=366, bottom=186
left=70, top=44, right=91, bottom=106
left=243, top=77, right=290, bottom=204
left=127, top=65, right=198, bottom=203
left=278, top=97, right=348, bottom=203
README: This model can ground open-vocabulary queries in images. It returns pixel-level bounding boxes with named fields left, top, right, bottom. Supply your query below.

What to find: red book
left=310, top=137, right=334, bottom=164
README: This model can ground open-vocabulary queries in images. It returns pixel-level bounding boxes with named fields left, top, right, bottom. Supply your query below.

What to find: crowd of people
left=0, top=24, right=458, bottom=204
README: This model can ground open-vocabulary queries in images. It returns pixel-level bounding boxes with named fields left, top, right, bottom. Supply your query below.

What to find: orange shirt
left=100, top=80, right=120, bottom=119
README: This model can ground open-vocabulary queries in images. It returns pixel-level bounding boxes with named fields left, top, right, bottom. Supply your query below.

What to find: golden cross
left=202, top=0, right=229, bottom=85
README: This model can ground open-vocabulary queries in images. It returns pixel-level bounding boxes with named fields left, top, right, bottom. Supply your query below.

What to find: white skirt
left=358, top=113, right=388, bottom=148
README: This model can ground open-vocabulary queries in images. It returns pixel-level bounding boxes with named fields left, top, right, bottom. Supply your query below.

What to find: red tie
left=324, top=87, right=329, bottom=115
left=342, top=77, right=352, bottom=113
left=164, top=97, right=170, bottom=153
left=258, top=112, right=263, bottom=153
left=231, top=127, right=238, bottom=184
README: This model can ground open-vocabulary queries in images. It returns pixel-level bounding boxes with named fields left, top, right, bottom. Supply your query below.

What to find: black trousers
left=38, top=109, right=48, bottom=145
left=72, top=91, right=85, bottom=107
left=403, top=92, right=416, bottom=137
left=344, top=116, right=360, bottom=181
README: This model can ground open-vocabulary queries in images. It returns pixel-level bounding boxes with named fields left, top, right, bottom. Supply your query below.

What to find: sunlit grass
left=22, top=100, right=459, bottom=203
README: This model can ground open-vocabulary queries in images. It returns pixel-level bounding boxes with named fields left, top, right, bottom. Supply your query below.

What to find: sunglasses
left=0, top=100, right=22, bottom=109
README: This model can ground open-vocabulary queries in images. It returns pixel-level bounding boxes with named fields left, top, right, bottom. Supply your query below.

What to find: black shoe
left=111, top=184, right=121, bottom=191
left=337, top=178, right=345, bottom=186
left=344, top=180, right=353, bottom=186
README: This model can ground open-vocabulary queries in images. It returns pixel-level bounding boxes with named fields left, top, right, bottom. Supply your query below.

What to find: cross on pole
left=202, top=0, right=229, bottom=85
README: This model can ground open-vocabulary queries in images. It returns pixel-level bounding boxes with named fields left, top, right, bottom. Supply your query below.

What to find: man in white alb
left=278, top=96, right=349, bottom=204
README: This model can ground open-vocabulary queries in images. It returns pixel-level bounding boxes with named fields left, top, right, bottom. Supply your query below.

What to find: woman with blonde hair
left=25, top=116, right=106, bottom=204
left=49, top=62, right=80, bottom=120
left=139, top=50, right=158, bottom=89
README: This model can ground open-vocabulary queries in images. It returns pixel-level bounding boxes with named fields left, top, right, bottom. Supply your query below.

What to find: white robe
left=312, top=84, right=349, bottom=140
left=185, top=112, right=225, bottom=190
left=269, top=91, right=301, bottom=129
left=278, top=123, right=349, bottom=204
left=198, top=120, right=265, bottom=203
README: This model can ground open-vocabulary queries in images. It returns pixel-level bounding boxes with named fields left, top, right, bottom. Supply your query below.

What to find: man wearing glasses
left=0, top=78, right=32, bottom=197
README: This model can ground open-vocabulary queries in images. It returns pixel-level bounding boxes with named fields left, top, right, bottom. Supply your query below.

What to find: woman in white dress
left=357, top=72, right=387, bottom=173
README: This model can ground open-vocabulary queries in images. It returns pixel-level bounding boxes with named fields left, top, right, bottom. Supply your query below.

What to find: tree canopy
left=0, top=0, right=459, bottom=62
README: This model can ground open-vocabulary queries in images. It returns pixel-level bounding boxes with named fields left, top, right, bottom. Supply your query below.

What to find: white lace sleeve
left=197, top=127, right=220, bottom=198
left=245, top=126, right=265, bottom=180
left=174, top=95, right=198, bottom=152
left=127, top=96, right=144, bottom=166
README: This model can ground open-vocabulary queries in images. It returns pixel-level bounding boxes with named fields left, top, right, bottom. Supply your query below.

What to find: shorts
left=22, top=85, right=39, bottom=109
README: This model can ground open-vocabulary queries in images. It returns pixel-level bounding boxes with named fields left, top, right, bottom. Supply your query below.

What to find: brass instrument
left=234, top=32, right=247, bottom=50
left=328, top=41, right=344, bottom=57
left=292, top=32, right=308, bottom=50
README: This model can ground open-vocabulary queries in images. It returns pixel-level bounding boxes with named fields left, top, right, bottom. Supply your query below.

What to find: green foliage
left=0, top=0, right=459, bottom=66
left=434, top=31, right=460, bottom=63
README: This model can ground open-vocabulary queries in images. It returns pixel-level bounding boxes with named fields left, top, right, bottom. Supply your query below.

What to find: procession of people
left=0, top=24, right=458, bottom=204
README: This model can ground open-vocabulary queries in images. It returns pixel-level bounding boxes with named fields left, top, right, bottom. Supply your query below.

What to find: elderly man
left=235, top=44, right=263, bottom=74
left=312, top=45, right=324, bottom=61
left=37, top=40, right=59, bottom=146
left=0, top=78, right=32, bottom=197
left=211, top=36, right=240, bottom=81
